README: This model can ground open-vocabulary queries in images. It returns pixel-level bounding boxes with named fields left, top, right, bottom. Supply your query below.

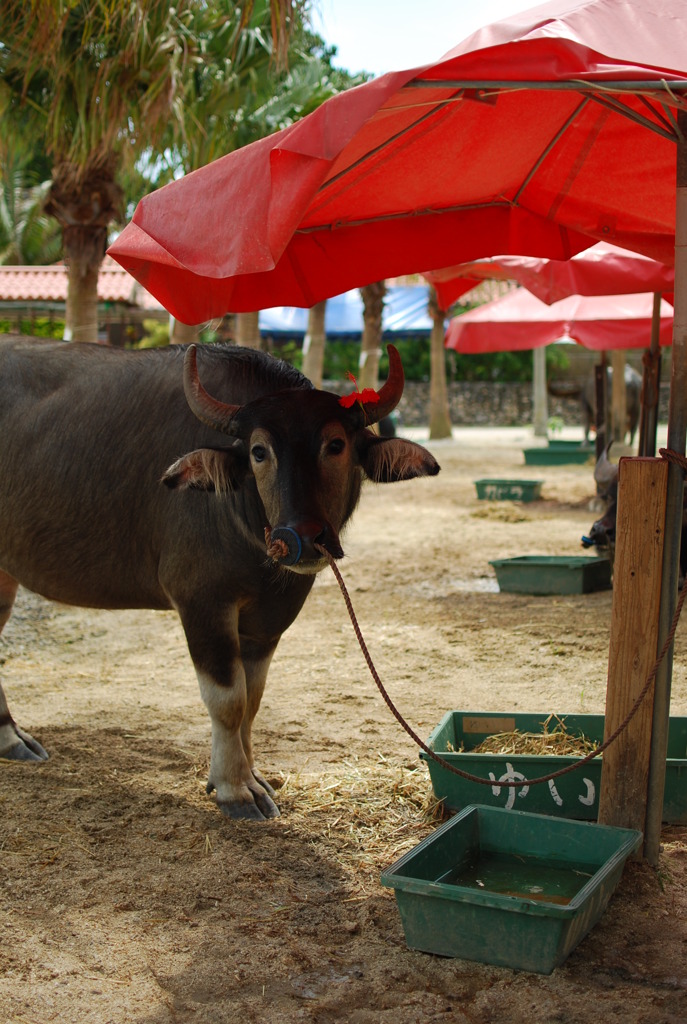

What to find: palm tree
left=301, top=300, right=327, bottom=387
left=359, top=282, right=387, bottom=391
left=234, top=311, right=263, bottom=350
left=0, top=135, right=61, bottom=265
left=163, top=0, right=276, bottom=346
left=428, top=286, right=452, bottom=439
left=0, top=1, right=295, bottom=343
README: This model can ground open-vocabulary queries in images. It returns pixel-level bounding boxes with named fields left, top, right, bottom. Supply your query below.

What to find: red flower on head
left=339, top=371, right=380, bottom=410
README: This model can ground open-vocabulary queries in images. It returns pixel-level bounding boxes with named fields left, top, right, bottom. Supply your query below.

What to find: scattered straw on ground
left=274, top=756, right=444, bottom=896
left=470, top=506, right=532, bottom=523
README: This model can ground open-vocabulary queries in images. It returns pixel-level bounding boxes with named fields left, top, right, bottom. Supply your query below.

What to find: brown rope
left=659, top=447, right=687, bottom=469
left=316, top=463, right=687, bottom=788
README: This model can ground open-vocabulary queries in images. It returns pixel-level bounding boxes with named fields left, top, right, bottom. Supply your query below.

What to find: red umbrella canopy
left=424, top=242, right=676, bottom=310
left=109, top=0, right=687, bottom=324
left=445, top=288, right=675, bottom=353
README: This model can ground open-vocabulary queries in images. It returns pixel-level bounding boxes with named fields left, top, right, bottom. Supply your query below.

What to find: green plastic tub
left=474, top=479, right=543, bottom=502
left=547, top=439, right=593, bottom=450
left=489, top=555, right=612, bottom=594
left=421, top=711, right=687, bottom=822
left=523, top=447, right=593, bottom=465
left=381, top=804, right=641, bottom=973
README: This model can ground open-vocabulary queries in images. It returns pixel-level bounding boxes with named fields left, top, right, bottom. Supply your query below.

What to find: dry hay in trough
left=468, top=713, right=599, bottom=757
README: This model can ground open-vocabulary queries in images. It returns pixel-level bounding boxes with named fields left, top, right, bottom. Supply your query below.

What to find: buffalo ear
left=359, top=435, right=440, bottom=483
left=162, top=445, right=247, bottom=492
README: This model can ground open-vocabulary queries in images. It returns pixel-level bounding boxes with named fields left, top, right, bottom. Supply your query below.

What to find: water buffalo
left=0, top=338, right=439, bottom=820
left=580, top=445, right=623, bottom=564
left=549, top=364, right=642, bottom=445
left=581, top=445, right=687, bottom=584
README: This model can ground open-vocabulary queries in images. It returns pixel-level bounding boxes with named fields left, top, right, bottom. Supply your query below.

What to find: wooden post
left=598, top=457, right=669, bottom=847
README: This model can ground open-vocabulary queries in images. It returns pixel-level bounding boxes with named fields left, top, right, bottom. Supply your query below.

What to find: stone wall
left=379, top=380, right=671, bottom=428
left=325, top=347, right=670, bottom=429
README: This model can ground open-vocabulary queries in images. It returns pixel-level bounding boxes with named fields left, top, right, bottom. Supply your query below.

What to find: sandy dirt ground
left=1, top=425, right=686, bottom=1024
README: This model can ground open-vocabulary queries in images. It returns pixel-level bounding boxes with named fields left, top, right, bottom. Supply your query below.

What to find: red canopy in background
left=108, top=0, right=687, bottom=324
left=424, top=243, right=676, bottom=311
left=445, top=288, right=674, bottom=353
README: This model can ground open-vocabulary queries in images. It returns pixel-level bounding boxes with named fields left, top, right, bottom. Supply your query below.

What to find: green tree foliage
left=0, top=1, right=364, bottom=341
left=0, top=1, right=303, bottom=340
left=0, top=315, right=64, bottom=337
left=0, top=136, right=61, bottom=264
left=271, top=336, right=571, bottom=383
left=0, top=0, right=208, bottom=338
left=155, top=0, right=365, bottom=182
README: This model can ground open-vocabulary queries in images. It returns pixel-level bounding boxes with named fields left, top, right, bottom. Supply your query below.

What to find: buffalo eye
left=251, top=444, right=267, bottom=463
left=327, top=438, right=346, bottom=456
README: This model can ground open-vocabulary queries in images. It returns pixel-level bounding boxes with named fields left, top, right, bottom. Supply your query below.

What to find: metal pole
left=638, top=293, right=662, bottom=457
left=594, top=354, right=608, bottom=491
left=645, top=110, right=687, bottom=865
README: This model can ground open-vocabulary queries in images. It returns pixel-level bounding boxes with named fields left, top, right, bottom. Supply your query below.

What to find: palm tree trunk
left=235, top=310, right=262, bottom=349
left=428, top=286, right=452, bottom=439
left=302, top=300, right=327, bottom=387
left=47, top=159, right=122, bottom=345
left=532, top=347, right=549, bottom=437
left=64, top=261, right=100, bottom=343
left=359, top=282, right=386, bottom=390
left=171, top=319, right=200, bottom=345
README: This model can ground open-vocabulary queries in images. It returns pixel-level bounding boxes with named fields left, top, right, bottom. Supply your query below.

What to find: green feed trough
left=546, top=439, right=593, bottom=450
left=474, top=478, right=543, bottom=502
left=381, top=805, right=641, bottom=973
left=523, top=447, right=594, bottom=465
left=421, top=711, right=687, bottom=823
left=489, top=555, right=612, bottom=594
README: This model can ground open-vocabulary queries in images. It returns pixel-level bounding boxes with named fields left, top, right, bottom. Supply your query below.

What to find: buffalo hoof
left=216, top=794, right=280, bottom=821
left=251, top=767, right=278, bottom=800
left=207, top=776, right=281, bottom=820
left=253, top=787, right=281, bottom=819
left=1, top=728, right=49, bottom=762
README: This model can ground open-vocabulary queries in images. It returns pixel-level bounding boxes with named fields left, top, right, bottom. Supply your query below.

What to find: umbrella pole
left=594, top=353, right=608, bottom=490
left=637, top=292, right=662, bottom=458
left=645, top=113, right=687, bottom=865
left=610, top=350, right=627, bottom=445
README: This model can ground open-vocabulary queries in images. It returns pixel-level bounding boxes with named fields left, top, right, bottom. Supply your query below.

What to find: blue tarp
left=259, top=285, right=433, bottom=338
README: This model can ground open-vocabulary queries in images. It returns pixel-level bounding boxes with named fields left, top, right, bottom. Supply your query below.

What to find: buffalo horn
left=183, top=345, right=241, bottom=435
left=360, top=344, right=404, bottom=424
left=594, top=442, right=619, bottom=488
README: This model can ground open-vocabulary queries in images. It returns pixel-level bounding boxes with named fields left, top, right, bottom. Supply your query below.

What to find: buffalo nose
left=269, top=522, right=344, bottom=564
left=309, top=524, right=344, bottom=560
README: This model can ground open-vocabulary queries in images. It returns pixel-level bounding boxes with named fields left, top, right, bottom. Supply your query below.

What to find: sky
left=313, top=0, right=538, bottom=79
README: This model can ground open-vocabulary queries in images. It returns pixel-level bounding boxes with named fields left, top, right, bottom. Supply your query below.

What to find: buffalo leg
left=241, top=643, right=278, bottom=801
left=0, top=571, right=48, bottom=762
left=180, top=604, right=279, bottom=820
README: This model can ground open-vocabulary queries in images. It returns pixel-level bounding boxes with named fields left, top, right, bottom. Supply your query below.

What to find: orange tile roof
left=0, top=258, right=164, bottom=310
